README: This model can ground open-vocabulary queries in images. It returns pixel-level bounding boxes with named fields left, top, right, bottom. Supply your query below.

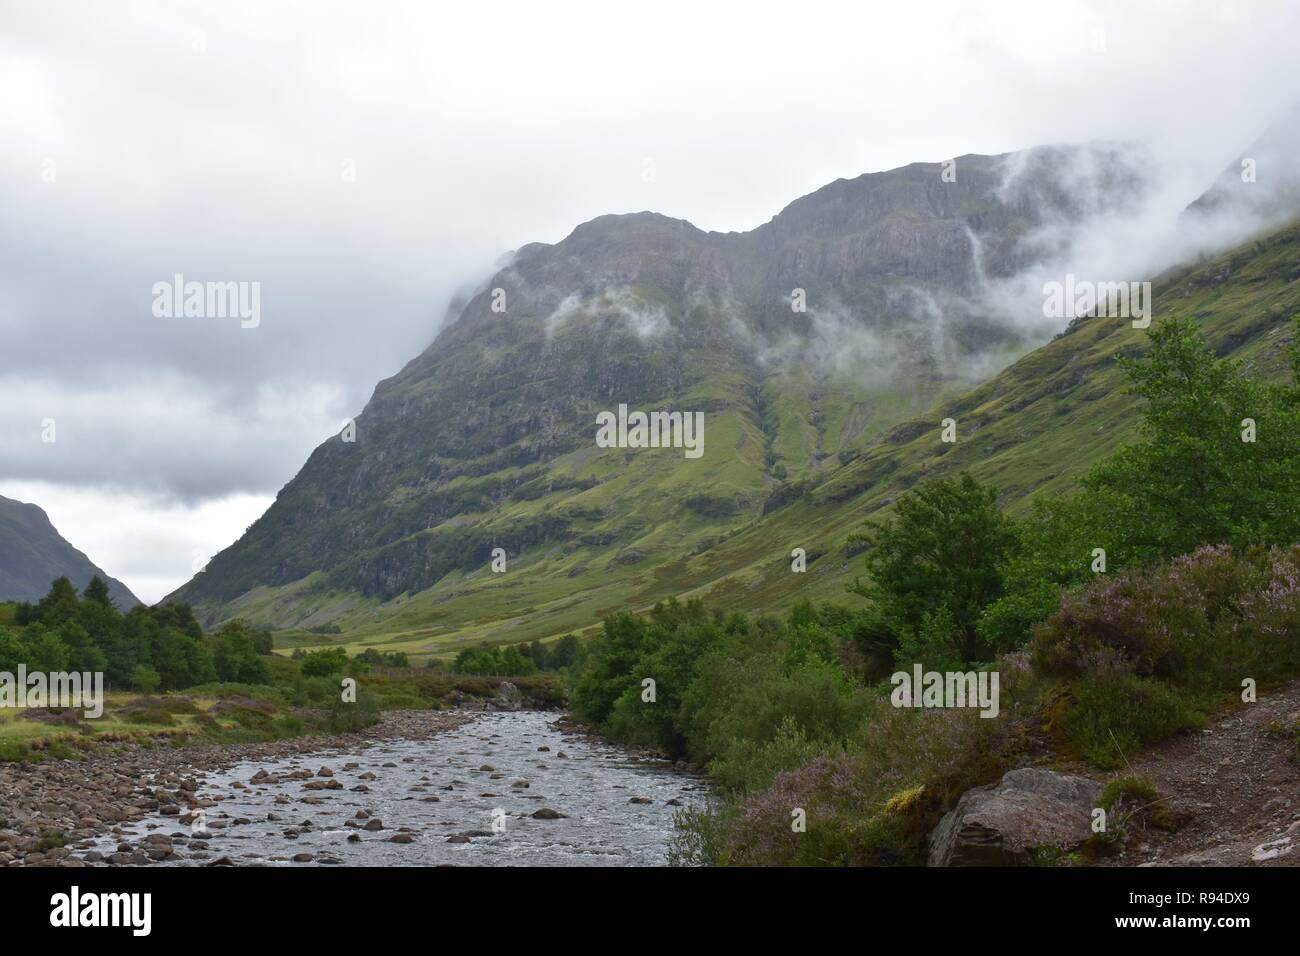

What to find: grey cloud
left=4, top=0, right=1300, bottom=601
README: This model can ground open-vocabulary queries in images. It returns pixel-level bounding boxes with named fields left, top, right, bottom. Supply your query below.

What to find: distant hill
left=0, top=495, right=140, bottom=608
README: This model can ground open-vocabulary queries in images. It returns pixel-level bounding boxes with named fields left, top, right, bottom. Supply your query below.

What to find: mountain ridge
left=0, top=494, right=140, bottom=608
left=165, top=139, right=1298, bottom=658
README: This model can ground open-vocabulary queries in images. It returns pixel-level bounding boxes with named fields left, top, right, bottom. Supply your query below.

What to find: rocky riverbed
left=1, top=710, right=704, bottom=867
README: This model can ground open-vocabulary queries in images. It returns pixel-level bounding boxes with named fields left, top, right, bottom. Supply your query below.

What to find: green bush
left=131, top=665, right=162, bottom=693
left=300, top=648, right=350, bottom=677
left=1047, top=670, right=1204, bottom=769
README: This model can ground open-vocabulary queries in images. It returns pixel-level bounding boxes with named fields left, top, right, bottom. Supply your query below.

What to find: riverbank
left=0, top=708, right=474, bottom=867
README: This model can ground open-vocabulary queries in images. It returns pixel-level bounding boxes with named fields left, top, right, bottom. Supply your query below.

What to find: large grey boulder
left=929, top=768, right=1103, bottom=866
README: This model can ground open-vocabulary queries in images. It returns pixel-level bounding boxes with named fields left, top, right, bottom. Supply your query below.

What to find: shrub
left=1086, top=775, right=1175, bottom=855
left=1033, top=545, right=1300, bottom=691
left=1045, top=669, right=1204, bottom=769
left=300, top=648, right=350, bottom=677
left=125, top=708, right=175, bottom=726
left=321, top=684, right=381, bottom=732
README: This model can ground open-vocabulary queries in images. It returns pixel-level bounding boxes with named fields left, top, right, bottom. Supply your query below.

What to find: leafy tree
left=131, top=664, right=162, bottom=693
left=1083, top=315, right=1300, bottom=562
left=981, top=315, right=1300, bottom=654
left=0, top=630, right=30, bottom=672
left=150, top=629, right=213, bottom=689
left=81, top=576, right=115, bottom=609
left=548, top=634, right=580, bottom=670
left=139, top=603, right=203, bottom=640
left=211, top=623, right=270, bottom=683
left=300, top=647, right=350, bottom=677
left=572, top=611, right=660, bottom=725
left=355, top=648, right=409, bottom=667
left=34, top=577, right=80, bottom=625
left=854, top=473, right=1019, bottom=664
left=894, top=604, right=965, bottom=671
left=23, top=625, right=72, bottom=672
left=451, top=644, right=538, bottom=676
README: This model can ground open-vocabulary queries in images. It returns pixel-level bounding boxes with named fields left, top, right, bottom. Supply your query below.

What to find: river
left=92, top=710, right=705, bottom=866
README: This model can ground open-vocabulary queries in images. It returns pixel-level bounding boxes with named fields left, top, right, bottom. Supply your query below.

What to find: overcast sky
left=2, top=0, right=1299, bottom=604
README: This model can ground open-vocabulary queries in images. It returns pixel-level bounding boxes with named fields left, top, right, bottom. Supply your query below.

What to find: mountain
left=678, top=217, right=1300, bottom=612
left=0, top=495, right=140, bottom=608
left=1186, top=102, right=1300, bottom=229
left=166, top=142, right=1241, bottom=655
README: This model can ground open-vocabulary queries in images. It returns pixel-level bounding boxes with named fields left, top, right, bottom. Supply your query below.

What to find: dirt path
left=1108, top=680, right=1300, bottom=867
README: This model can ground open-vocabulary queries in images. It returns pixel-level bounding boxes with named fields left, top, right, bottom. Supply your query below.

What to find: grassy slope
left=264, top=224, right=1300, bottom=660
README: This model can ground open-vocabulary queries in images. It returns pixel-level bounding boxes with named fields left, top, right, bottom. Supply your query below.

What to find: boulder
left=929, top=768, right=1103, bottom=866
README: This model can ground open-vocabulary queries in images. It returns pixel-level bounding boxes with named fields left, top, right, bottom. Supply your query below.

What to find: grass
left=0, top=692, right=200, bottom=743
left=0, top=668, right=565, bottom=762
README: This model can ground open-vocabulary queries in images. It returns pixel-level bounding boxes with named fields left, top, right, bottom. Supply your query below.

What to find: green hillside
left=210, top=221, right=1300, bottom=661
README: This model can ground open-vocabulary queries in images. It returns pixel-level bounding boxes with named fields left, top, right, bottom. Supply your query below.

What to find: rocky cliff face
left=167, top=143, right=1153, bottom=631
left=0, top=495, right=139, bottom=608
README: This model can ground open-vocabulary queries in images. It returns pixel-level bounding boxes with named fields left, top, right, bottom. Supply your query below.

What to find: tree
left=131, top=664, right=162, bottom=693
left=1083, top=315, right=1300, bottom=562
left=211, top=624, right=270, bottom=683
left=35, top=577, right=80, bottom=625
left=81, top=576, right=115, bottom=609
left=549, top=634, right=580, bottom=670
left=854, top=473, right=1019, bottom=664
left=300, top=647, right=350, bottom=677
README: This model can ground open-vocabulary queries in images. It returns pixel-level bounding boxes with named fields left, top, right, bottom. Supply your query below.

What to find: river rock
left=929, top=768, right=1103, bottom=866
left=532, top=808, right=567, bottom=820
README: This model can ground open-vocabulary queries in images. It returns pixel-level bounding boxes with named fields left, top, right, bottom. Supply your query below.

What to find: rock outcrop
left=929, top=768, right=1103, bottom=866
